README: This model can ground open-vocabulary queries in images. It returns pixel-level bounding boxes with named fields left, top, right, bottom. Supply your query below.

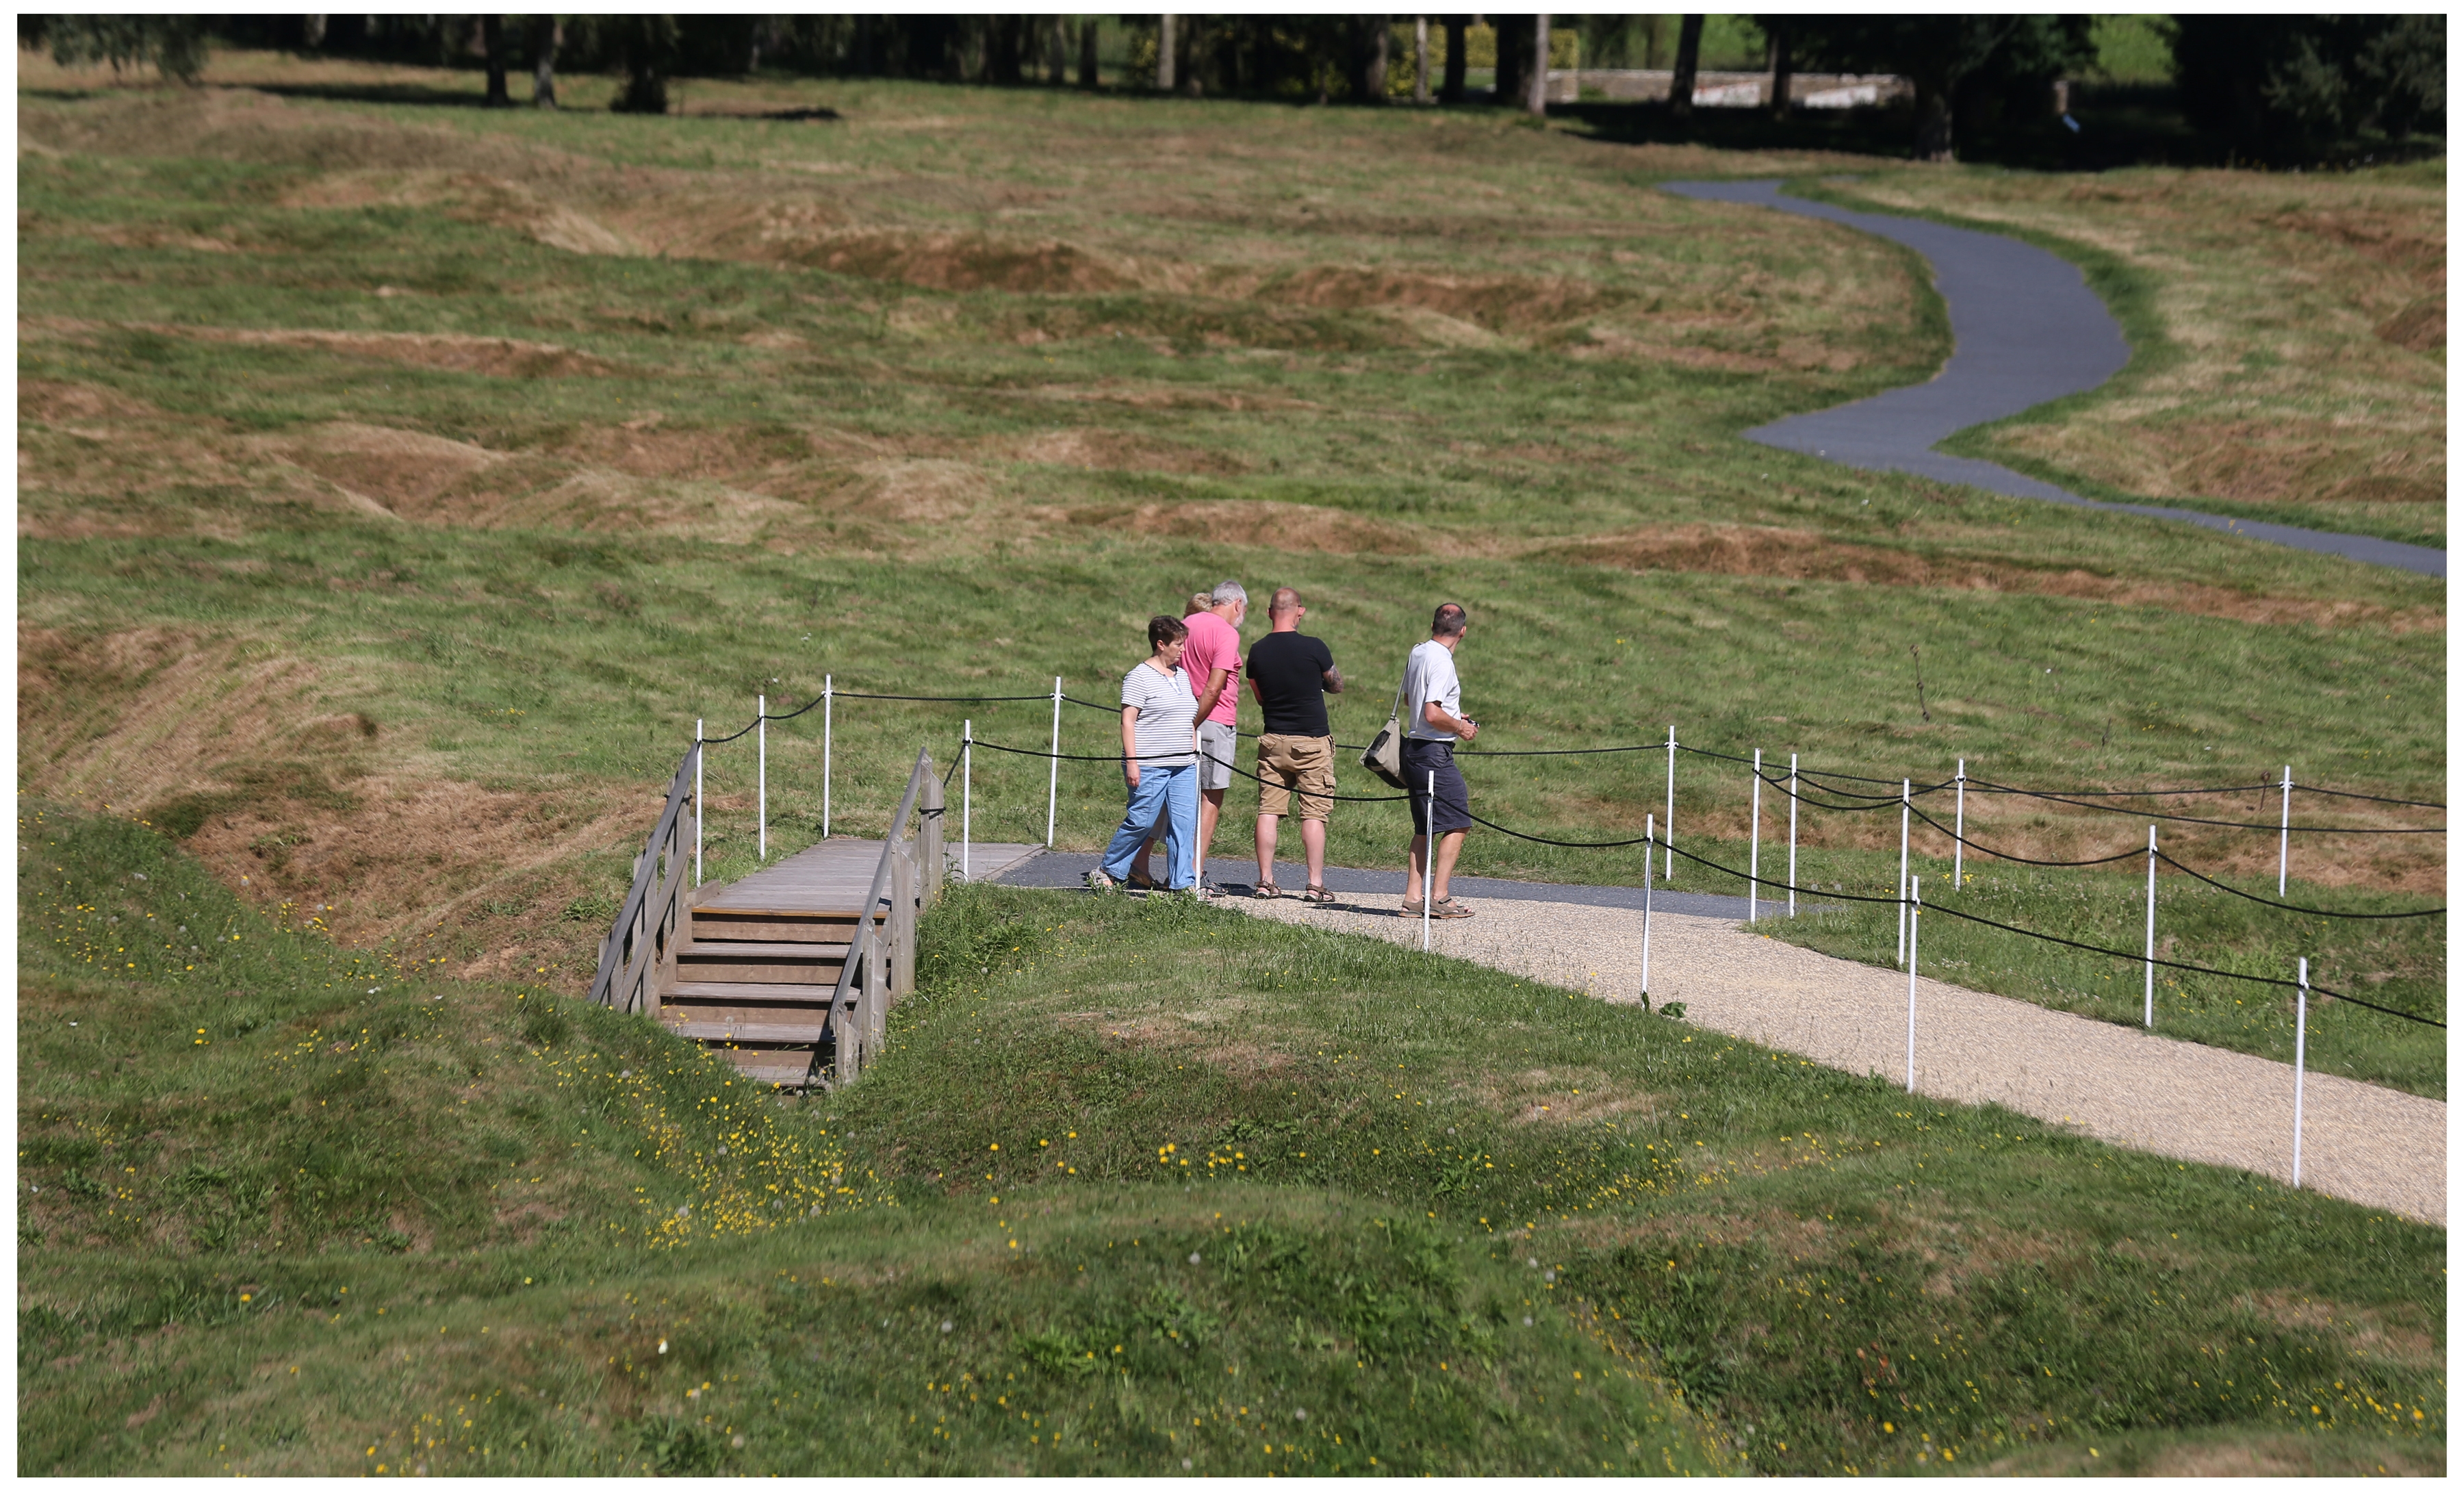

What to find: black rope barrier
left=1967, top=779, right=2446, bottom=834
left=2298, top=784, right=2448, bottom=809
left=1643, top=839, right=2443, bottom=1030
left=2151, top=850, right=2446, bottom=921
left=1897, top=801, right=2146, bottom=868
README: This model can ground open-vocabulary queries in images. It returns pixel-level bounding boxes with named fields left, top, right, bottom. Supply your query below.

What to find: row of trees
left=23, top=15, right=2446, bottom=164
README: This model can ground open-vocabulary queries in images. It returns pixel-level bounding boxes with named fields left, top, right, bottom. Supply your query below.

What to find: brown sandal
left=1253, top=881, right=1283, bottom=899
left=1300, top=884, right=1336, bottom=904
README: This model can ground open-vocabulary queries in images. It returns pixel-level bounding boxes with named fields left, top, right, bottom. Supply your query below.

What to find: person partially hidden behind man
left=1179, top=578, right=1248, bottom=895
left=1400, top=601, right=1476, bottom=918
left=1246, top=587, right=1342, bottom=902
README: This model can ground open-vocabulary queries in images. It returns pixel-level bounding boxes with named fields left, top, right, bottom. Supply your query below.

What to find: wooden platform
left=702, top=838, right=1045, bottom=907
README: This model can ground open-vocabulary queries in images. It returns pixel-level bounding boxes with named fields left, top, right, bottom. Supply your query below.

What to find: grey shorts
left=1197, top=719, right=1238, bottom=792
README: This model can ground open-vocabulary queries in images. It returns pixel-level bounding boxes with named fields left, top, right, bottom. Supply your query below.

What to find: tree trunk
left=1667, top=14, right=1704, bottom=123
left=1047, top=17, right=1068, bottom=84
left=1352, top=15, right=1389, bottom=102
left=1528, top=13, right=1550, bottom=115
left=1441, top=16, right=1467, bottom=101
left=1914, top=86, right=1954, bottom=162
left=1767, top=19, right=1792, bottom=118
left=303, top=14, right=326, bottom=50
left=1080, top=18, right=1100, bottom=88
left=528, top=15, right=556, bottom=108
left=1180, top=14, right=1205, bottom=94
left=1493, top=18, right=1526, bottom=110
left=481, top=15, right=509, bottom=106
left=1413, top=17, right=1431, bottom=102
left=1156, top=14, right=1175, bottom=91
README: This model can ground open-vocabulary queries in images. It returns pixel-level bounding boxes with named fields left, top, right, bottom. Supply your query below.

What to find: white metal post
left=1896, top=779, right=1911, bottom=965
left=1664, top=725, right=1676, bottom=880
left=821, top=675, right=833, bottom=839
left=1953, top=758, right=1966, bottom=889
left=1905, top=876, right=1920, bottom=1094
left=2292, top=956, right=2309, bottom=1188
left=2144, top=824, right=2158, bottom=1027
left=1046, top=676, right=1062, bottom=847
left=694, top=719, right=704, bottom=888
left=1641, top=813, right=1654, bottom=1004
left=2278, top=765, right=2293, bottom=895
left=962, top=719, right=973, bottom=882
left=1422, top=769, right=1437, bottom=952
left=1787, top=752, right=1799, bottom=918
left=757, top=694, right=767, bottom=862
left=1748, top=748, right=1761, bottom=923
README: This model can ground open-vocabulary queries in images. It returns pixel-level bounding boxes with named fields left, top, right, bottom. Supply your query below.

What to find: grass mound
left=15, top=821, right=2444, bottom=1475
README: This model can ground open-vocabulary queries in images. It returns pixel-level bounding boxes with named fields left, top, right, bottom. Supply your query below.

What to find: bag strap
left=1385, top=656, right=1410, bottom=724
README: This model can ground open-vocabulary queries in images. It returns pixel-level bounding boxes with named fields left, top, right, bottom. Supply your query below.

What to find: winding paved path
left=1664, top=179, right=2446, bottom=579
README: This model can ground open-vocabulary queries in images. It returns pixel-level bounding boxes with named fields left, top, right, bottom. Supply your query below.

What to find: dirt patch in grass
left=2244, top=1290, right=2439, bottom=1362
left=773, top=229, right=1139, bottom=295
left=1050, top=498, right=1433, bottom=556
left=281, top=167, right=641, bottom=257
left=2138, top=418, right=2446, bottom=507
left=18, top=377, right=175, bottom=432
left=18, top=626, right=329, bottom=815
left=141, top=323, right=637, bottom=380
left=998, top=429, right=1250, bottom=476
left=1552, top=525, right=2446, bottom=631
left=1257, top=266, right=1615, bottom=332
left=179, top=770, right=639, bottom=946
left=2376, top=293, right=2446, bottom=353
left=254, top=422, right=500, bottom=515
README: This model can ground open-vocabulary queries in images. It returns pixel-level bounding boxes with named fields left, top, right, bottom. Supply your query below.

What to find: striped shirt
left=1121, top=661, right=1198, bottom=766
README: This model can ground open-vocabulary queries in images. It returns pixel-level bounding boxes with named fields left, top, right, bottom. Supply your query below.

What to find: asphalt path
left=990, top=847, right=1827, bottom=921
left=1663, top=179, right=2446, bottom=578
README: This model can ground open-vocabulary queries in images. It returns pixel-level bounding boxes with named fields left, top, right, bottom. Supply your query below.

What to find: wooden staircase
left=657, top=906, right=890, bottom=1087
left=589, top=745, right=942, bottom=1091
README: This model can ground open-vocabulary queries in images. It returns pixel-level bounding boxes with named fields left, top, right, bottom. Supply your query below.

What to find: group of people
left=1083, top=581, right=1478, bottom=919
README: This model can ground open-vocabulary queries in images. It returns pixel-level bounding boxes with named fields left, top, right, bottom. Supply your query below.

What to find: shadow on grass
left=242, top=79, right=845, bottom=123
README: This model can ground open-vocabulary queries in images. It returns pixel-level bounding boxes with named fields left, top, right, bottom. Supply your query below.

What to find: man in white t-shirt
left=1400, top=601, right=1476, bottom=917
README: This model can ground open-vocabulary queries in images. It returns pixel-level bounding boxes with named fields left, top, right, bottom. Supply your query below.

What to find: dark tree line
left=23, top=14, right=2448, bottom=164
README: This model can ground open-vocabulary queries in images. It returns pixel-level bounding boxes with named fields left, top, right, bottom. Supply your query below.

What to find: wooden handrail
left=588, top=743, right=699, bottom=1013
left=805, top=746, right=936, bottom=1088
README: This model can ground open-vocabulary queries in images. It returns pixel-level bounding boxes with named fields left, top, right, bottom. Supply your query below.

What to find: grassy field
left=16, top=815, right=2444, bottom=1475
left=16, top=53, right=2446, bottom=1473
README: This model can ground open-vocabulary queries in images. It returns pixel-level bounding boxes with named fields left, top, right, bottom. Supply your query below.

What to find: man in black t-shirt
left=1245, top=587, right=1344, bottom=902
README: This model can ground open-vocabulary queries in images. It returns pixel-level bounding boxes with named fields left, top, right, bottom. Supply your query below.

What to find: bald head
left=1270, top=587, right=1302, bottom=617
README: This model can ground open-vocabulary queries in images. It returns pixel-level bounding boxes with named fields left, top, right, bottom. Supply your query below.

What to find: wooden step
left=663, top=980, right=845, bottom=1025
left=726, top=1052, right=829, bottom=1088
left=674, top=939, right=850, bottom=983
left=690, top=906, right=882, bottom=945
left=659, top=1018, right=833, bottom=1045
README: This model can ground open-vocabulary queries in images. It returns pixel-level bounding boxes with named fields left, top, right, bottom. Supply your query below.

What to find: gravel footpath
left=1222, top=888, right=2446, bottom=1226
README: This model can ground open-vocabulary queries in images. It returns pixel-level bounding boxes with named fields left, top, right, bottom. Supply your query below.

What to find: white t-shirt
left=1402, top=639, right=1462, bottom=742
left=1120, top=661, right=1198, bottom=766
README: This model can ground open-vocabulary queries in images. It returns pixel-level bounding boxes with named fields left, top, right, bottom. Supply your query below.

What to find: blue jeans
left=1101, top=763, right=1197, bottom=889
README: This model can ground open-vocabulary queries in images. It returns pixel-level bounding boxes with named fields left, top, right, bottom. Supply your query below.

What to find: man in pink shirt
left=1179, top=579, right=1247, bottom=893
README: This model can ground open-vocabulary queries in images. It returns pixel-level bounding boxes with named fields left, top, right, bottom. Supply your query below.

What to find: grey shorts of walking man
left=1400, top=601, right=1476, bottom=918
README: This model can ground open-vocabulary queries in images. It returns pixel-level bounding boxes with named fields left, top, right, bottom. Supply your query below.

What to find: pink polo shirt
left=1180, top=609, right=1242, bottom=726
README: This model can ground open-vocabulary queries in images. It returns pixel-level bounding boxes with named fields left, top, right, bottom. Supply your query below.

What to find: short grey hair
left=1210, top=579, right=1248, bottom=606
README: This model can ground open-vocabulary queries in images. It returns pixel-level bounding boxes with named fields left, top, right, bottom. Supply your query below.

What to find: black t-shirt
left=1246, top=630, right=1336, bottom=738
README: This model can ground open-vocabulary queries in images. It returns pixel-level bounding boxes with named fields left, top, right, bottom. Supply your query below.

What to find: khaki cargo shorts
left=1256, top=733, right=1336, bottom=821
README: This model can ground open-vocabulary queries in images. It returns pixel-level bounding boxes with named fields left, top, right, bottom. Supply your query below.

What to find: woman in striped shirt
left=1087, top=615, right=1202, bottom=893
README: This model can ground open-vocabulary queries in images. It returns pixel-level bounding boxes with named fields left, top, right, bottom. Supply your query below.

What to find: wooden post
left=890, top=846, right=916, bottom=1001
left=921, top=763, right=946, bottom=904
